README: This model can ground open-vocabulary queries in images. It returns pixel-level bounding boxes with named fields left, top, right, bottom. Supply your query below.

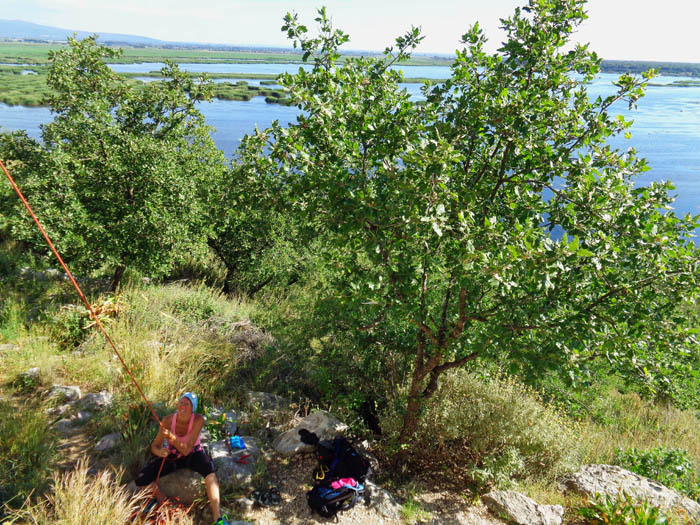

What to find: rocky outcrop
left=247, top=391, right=290, bottom=413
left=561, top=464, right=700, bottom=520
left=206, top=408, right=239, bottom=436
left=77, top=391, right=113, bottom=410
left=365, top=480, right=402, bottom=520
left=52, top=418, right=76, bottom=434
left=272, top=411, right=348, bottom=456
left=49, top=384, right=81, bottom=402
left=200, top=318, right=274, bottom=354
left=482, top=490, right=564, bottom=525
left=20, top=367, right=40, bottom=381
left=48, top=387, right=112, bottom=434
left=94, top=432, right=120, bottom=451
left=157, top=468, right=205, bottom=504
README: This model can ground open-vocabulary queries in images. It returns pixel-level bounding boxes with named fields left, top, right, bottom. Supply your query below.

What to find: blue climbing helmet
left=180, top=392, right=198, bottom=413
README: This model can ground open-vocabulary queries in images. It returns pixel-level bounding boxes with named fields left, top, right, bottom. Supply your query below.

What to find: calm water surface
left=1, top=67, right=699, bottom=219
left=107, top=62, right=452, bottom=79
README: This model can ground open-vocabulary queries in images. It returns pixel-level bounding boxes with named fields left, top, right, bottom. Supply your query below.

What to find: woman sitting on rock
left=128, top=392, right=228, bottom=525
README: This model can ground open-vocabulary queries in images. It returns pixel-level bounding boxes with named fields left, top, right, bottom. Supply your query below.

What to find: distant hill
left=0, top=19, right=309, bottom=54
left=0, top=19, right=166, bottom=46
left=3, top=19, right=698, bottom=75
left=0, top=19, right=449, bottom=58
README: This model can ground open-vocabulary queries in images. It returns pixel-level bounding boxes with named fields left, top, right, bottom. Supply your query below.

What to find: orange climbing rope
left=0, top=158, right=162, bottom=426
left=0, top=158, right=171, bottom=492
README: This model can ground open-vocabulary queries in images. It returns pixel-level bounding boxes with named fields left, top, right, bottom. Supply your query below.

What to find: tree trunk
left=222, top=267, right=234, bottom=295
left=396, top=347, right=479, bottom=447
left=398, top=365, right=427, bottom=445
left=247, top=276, right=274, bottom=298
left=110, top=264, right=126, bottom=292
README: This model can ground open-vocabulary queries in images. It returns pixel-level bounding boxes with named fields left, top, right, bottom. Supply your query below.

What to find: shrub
left=615, top=447, right=700, bottom=500
left=0, top=297, right=26, bottom=342
left=111, top=400, right=165, bottom=475
left=155, top=282, right=226, bottom=323
left=49, top=303, right=91, bottom=348
left=382, top=369, right=582, bottom=489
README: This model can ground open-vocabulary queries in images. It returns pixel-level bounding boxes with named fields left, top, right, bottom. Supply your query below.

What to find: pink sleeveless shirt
left=168, top=413, right=201, bottom=457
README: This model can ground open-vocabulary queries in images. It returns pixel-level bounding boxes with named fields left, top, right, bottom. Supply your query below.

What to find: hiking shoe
left=252, top=488, right=281, bottom=507
left=143, top=497, right=159, bottom=516
left=213, top=515, right=229, bottom=525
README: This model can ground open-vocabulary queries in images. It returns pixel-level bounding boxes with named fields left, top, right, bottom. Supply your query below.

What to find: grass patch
left=577, top=388, right=700, bottom=465
left=399, top=483, right=432, bottom=523
left=0, top=41, right=454, bottom=66
left=0, top=398, right=55, bottom=510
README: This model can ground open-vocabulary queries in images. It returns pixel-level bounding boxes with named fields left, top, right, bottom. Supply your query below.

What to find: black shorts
left=134, top=448, right=215, bottom=486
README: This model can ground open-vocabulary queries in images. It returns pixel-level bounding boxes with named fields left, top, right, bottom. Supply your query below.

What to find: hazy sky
left=4, top=0, right=699, bottom=63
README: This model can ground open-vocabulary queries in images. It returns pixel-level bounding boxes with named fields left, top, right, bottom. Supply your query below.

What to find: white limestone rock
left=94, top=432, right=121, bottom=451
left=272, top=411, right=348, bottom=456
left=482, top=490, right=564, bottom=525
left=561, top=464, right=700, bottom=520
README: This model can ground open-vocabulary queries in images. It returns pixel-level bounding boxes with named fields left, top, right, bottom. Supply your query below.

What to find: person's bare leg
left=205, top=473, right=221, bottom=520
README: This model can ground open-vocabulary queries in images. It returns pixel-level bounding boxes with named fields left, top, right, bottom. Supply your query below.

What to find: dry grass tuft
left=5, top=459, right=145, bottom=524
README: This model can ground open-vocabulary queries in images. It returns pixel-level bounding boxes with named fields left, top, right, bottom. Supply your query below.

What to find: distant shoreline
left=600, top=60, right=700, bottom=78
left=3, top=42, right=700, bottom=77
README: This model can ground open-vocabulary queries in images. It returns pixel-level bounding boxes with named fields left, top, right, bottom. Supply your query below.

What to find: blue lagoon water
left=1, top=68, right=699, bottom=217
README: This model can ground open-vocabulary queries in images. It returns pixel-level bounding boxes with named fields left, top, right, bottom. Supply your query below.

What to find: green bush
left=615, top=447, right=700, bottom=500
left=166, top=284, right=225, bottom=322
left=383, top=369, right=582, bottom=490
left=49, top=303, right=91, bottom=348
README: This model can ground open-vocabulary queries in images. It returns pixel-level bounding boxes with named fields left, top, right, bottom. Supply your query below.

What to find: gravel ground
left=229, top=452, right=507, bottom=525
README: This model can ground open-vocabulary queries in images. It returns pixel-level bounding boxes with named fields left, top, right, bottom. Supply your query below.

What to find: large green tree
left=207, top=162, right=313, bottom=297
left=239, top=1, right=700, bottom=442
left=2, top=36, right=226, bottom=290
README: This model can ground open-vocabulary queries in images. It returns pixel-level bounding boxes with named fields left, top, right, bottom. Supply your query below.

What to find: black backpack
left=313, top=437, right=371, bottom=483
left=299, top=429, right=371, bottom=517
left=306, top=483, right=363, bottom=518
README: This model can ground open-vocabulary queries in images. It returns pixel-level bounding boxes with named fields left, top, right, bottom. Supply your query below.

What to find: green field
left=0, top=41, right=453, bottom=66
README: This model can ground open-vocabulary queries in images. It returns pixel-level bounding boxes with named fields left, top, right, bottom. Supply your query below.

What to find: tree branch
left=438, top=277, right=455, bottom=346
left=411, top=318, right=440, bottom=347
left=422, top=351, right=479, bottom=400
left=489, top=141, right=513, bottom=201
left=358, top=308, right=387, bottom=332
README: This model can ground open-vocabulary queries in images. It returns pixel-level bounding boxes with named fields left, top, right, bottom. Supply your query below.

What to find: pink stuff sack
left=330, top=478, right=357, bottom=489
